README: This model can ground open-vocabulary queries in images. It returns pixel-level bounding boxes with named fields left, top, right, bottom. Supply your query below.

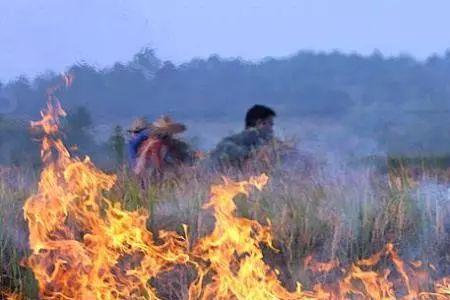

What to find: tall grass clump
left=0, top=167, right=38, bottom=298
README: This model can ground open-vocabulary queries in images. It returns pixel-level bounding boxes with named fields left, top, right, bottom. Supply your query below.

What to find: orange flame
left=435, top=278, right=450, bottom=296
left=11, top=75, right=450, bottom=299
left=1, top=291, right=23, bottom=300
left=188, top=174, right=320, bottom=299
left=188, top=174, right=450, bottom=300
left=23, top=77, right=189, bottom=299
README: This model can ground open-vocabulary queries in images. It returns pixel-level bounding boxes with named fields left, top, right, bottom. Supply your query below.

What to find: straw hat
left=150, top=116, right=186, bottom=136
left=128, top=117, right=150, bottom=133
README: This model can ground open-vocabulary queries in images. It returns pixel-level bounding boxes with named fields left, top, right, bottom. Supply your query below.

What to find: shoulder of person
left=222, top=128, right=256, bottom=143
left=130, top=130, right=149, bottom=141
left=241, top=128, right=269, bottom=145
left=212, top=133, right=245, bottom=156
left=167, top=138, right=194, bottom=154
left=214, top=132, right=239, bottom=148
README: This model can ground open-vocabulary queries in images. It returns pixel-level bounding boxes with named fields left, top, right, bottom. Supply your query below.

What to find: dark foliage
left=2, top=48, right=450, bottom=167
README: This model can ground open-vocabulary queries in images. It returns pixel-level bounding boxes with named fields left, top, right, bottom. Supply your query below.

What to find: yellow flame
left=188, top=174, right=321, bottom=300
left=188, top=174, right=450, bottom=300
left=1, top=291, right=23, bottom=300
left=13, top=76, right=450, bottom=299
left=24, top=88, right=188, bottom=299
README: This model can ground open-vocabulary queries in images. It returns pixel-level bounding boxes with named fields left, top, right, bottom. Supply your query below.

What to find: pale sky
left=1, top=0, right=450, bottom=81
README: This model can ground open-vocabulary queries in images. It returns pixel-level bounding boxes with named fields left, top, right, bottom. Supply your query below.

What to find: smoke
left=0, top=90, right=18, bottom=114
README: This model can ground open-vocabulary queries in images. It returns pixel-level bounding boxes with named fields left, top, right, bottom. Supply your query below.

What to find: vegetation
left=0, top=48, right=449, bottom=298
left=2, top=49, right=450, bottom=168
left=0, top=159, right=448, bottom=298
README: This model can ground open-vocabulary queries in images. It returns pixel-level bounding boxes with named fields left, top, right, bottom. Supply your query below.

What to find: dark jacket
left=210, top=127, right=273, bottom=170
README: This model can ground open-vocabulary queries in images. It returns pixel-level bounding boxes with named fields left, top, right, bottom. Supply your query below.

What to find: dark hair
left=245, top=105, right=276, bottom=128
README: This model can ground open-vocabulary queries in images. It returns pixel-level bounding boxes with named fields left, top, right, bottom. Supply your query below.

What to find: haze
left=1, top=0, right=450, bottom=81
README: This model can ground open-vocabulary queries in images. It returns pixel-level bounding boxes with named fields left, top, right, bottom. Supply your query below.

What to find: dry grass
left=0, top=160, right=449, bottom=298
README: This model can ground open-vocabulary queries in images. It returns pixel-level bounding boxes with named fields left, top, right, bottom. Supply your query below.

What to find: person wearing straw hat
left=127, top=117, right=152, bottom=170
left=134, top=115, right=196, bottom=176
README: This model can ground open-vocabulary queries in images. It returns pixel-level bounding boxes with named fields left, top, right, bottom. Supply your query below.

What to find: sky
left=1, top=0, right=450, bottom=81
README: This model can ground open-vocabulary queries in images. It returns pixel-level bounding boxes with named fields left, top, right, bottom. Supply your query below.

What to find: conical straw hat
left=128, top=117, right=150, bottom=133
left=150, top=116, right=186, bottom=135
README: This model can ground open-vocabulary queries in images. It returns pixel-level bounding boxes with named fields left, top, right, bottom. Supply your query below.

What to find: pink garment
left=134, top=137, right=168, bottom=175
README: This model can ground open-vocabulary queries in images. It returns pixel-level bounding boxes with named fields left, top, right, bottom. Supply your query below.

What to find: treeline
left=2, top=48, right=450, bottom=167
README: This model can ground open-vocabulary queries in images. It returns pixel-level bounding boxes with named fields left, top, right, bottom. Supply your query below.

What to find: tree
left=108, top=125, right=125, bottom=165
left=63, top=106, right=95, bottom=156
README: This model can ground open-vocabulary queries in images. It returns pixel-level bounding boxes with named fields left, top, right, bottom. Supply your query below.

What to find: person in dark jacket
left=210, top=104, right=279, bottom=171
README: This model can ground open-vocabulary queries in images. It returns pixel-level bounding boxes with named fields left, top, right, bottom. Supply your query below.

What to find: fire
left=435, top=278, right=450, bottom=296
left=1, top=291, right=23, bottom=300
left=23, top=78, right=189, bottom=299
left=300, top=243, right=450, bottom=299
left=188, top=174, right=450, bottom=300
left=188, top=174, right=318, bottom=300
left=337, top=243, right=416, bottom=299
left=8, top=75, right=449, bottom=299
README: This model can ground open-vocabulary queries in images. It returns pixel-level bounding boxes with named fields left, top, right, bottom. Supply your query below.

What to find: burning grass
left=1, top=139, right=450, bottom=299
left=0, top=78, right=449, bottom=299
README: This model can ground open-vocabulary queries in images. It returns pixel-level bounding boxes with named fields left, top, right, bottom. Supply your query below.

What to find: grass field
left=0, top=155, right=448, bottom=299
